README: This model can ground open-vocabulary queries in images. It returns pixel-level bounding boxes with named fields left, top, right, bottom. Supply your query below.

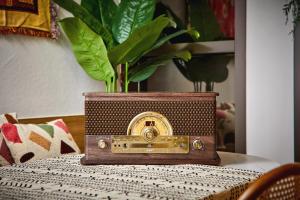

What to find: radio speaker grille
left=85, top=100, right=216, bottom=136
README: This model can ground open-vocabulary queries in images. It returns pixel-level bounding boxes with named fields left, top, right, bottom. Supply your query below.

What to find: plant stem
left=112, top=75, right=116, bottom=92
left=108, top=79, right=112, bottom=93
left=113, top=74, right=118, bottom=92
left=110, top=77, right=114, bottom=92
left=125, top=62, right=129, bottom=93
left=105, top=81, right=108, bottom=92
left=106, top=76, right=115, bottom=93
left=137, top=82, right=141, bottom=92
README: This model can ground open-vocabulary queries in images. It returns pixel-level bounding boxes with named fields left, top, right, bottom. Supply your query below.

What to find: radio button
left=193, top=140, right=203, bottom=150
left=98, top=140, right=107, bottom=149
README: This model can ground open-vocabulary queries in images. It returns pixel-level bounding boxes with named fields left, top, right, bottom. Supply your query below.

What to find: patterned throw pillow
left=0, top=113, right=18, bottom=166
left=0, top=119, right=80, bottom=164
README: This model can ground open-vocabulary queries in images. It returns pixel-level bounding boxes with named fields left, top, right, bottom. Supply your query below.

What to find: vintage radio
left=81, top=92, right=220, bottom=165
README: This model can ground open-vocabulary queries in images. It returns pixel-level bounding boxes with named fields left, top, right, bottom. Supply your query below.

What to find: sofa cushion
left=0, top=119, right=80, bottom=164
left=0, top=113, right=18, bottom=166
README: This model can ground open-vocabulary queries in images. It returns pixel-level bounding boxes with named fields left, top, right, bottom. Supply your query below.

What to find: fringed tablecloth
left=0, top=154, right=261, bottom=200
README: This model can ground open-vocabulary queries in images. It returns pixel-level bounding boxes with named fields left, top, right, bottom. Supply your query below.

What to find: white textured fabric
left=0, top=154, right=261, bottom=200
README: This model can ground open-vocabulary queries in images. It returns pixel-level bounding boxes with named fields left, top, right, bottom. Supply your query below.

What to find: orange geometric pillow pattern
left=0, top=119, right=80, bottom=164
left=0, top=113, right=18, bottom=166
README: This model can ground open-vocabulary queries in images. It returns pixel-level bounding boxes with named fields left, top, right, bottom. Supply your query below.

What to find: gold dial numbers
left=127, top=112, right=173, bottom=138
left=112, top=112, right=189, bottom=154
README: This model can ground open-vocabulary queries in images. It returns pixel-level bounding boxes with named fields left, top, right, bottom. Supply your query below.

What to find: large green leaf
left=150, top=30, right=193, bottom=51
left=59, top=17, right=115, bottom=82
left=155, top=2, right=186, bottom=30
left=53, top=0, right=114, bottom=49
left=108, top=16, right=174, bottom=67
left=129, top=50, right=191, bottom=82
left=81, top=0, right=101, bottom=21
left=112, top=0, right=155, bottom=43
left=128, top=64, right=160, bottom=82
left=189, top=0, right=223, bottom=41
left=154, top=2, right=197, bottom=43
left=131, top=29, right=199, bottom=65
left=98, top=0, right=119, bottom=33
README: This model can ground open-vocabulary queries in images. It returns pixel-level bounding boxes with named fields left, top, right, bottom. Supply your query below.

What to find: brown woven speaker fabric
left=84, top=93, right=217, bottom=136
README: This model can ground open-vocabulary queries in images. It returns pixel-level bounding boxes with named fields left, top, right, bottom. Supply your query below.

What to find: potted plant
left=53, top=0, right=199, bottom=92
left=156, top=0, right=233, bottom=92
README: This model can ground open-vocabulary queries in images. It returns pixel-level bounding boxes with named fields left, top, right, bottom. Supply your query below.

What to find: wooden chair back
left=238, top=163, right=300, bottom=200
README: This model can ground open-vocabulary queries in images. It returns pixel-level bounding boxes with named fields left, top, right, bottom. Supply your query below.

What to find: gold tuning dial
left=112, top=111, right=189, bottom=154
left=127, top=111, right=173, bottom=140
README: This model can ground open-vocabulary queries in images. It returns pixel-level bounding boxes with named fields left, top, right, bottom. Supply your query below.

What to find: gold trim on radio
left=111, top=135, right=189, bottom=154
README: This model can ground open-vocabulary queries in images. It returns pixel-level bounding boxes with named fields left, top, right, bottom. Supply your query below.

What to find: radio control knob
left=145, top=131, right=155, bottom=140
left=193, top=140, right=203, bottom=150
left=143, top=128, right=157, bottom=141
left=98, top=140, right=107, bottom=149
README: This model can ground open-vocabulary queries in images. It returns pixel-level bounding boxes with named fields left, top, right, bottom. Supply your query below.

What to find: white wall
left=0, top=4, right=104, bottom=118
left=246, top=0, right=294, bottom=163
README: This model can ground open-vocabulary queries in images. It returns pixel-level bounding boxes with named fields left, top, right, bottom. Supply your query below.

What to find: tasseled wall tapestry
left=0, top=0, right=59, bottom=39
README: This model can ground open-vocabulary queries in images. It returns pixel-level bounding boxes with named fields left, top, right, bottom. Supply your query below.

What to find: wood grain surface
left=82, top=135, right=220, bottom=165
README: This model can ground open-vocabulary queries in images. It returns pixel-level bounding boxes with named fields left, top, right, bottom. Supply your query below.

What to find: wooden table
left=219, top=151, right=279, bottom=172
left=0, top=153, right=279, bottom=200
